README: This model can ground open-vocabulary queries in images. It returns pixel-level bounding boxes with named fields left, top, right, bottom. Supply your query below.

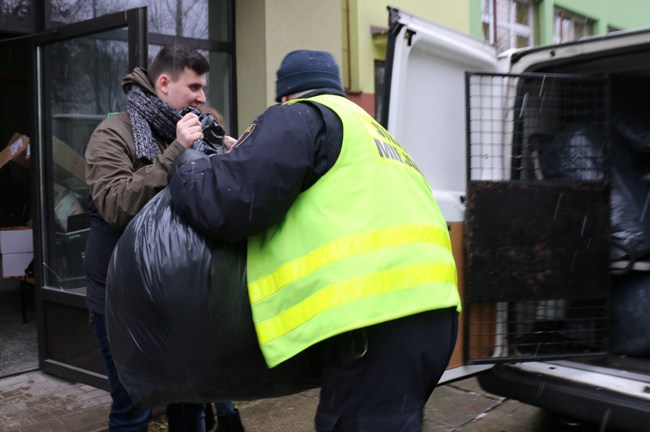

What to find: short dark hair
left=148, top=44, right=210, bottom=83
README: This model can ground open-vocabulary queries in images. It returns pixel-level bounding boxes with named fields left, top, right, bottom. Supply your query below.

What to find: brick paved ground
left=0, top=371, right=111, bottom=432
left=0, top=370, right=605, bottom=432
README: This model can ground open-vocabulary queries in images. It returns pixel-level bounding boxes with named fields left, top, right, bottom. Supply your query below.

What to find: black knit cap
left=275, top=49, right=344, bottom=102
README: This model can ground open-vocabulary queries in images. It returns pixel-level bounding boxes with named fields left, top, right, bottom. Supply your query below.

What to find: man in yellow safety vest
left=169, top=49, right=461, bottom=432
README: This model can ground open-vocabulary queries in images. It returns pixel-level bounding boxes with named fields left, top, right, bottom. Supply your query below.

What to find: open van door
left=382, top=7, right=611, bottom=382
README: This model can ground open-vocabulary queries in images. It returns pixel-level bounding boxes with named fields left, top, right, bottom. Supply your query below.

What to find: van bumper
left=478, top=363, right=650, bottom=432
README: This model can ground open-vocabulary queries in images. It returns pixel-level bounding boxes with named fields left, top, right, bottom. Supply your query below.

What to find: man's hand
left=176, top=112, right=203, bottom=149
left=223, top=135, right=237, bottom=151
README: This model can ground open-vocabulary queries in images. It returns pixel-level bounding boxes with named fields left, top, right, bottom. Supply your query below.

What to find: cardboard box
left=1, top=252, right=33, bottom=278
left=53, top=184, right=84, bottom=231
left=0, top=133, right=30, bottom=171
left=13, top=138, right=31, bottom=169
left=0, top=227, right=33, bottom=254
left=53, top=136, right=86, bottom=182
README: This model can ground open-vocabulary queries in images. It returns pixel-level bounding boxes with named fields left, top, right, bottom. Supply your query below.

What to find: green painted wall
left=538, top=0, right=650, bottom=44
left=469, top=0, right=650, bottom=45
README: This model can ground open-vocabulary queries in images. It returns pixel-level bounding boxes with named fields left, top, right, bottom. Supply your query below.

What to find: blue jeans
left=166, top=403, right=206, bottom=431
left=91, top=312, right=205, bottom=432
left=215, top=401, right=236, bottom=416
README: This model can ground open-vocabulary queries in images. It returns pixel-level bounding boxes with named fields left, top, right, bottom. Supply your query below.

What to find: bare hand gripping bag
left=105, top=187, right=320, bottom=408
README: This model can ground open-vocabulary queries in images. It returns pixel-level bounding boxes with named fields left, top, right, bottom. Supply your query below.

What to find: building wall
left=238, top=0, right=650, bottom=129
left=537, top=0, right=650, bottom=43
left=237, top=0, right=472, bottom=125
left=235, top=0, right=342, bottom=132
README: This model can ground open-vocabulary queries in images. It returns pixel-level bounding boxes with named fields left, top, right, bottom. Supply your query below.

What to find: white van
left=384, top=7, right=650, bottom=432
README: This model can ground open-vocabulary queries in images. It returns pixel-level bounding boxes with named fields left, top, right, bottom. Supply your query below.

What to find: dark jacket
left=169, top=89, right=345, bottom=242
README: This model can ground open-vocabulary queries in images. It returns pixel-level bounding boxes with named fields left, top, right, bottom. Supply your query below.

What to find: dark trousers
left=91, top=312, right=206, bottom=432
left=315, top=307, right=458, bottom=432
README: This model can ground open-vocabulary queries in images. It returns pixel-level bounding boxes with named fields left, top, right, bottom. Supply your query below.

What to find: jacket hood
left=122, top=67, right=156, bottom=95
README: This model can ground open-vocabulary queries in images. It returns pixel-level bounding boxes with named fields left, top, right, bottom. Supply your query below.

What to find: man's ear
left=156, top=73, right=171, bottom=97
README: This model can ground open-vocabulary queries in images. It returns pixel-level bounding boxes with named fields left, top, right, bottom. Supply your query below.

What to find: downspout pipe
left=345, top=0, right=352, bottom=91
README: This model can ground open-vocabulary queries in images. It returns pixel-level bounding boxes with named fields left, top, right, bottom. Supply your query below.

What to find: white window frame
left=482, top=0, right=535, bottom=52
left=554, top=7, right=595, bottom=43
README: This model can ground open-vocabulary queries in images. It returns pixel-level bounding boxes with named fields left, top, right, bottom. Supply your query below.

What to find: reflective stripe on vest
left=247, top=94, right=460, bottom=367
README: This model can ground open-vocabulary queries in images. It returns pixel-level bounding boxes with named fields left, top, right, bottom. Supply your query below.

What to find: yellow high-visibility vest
left=247, top=94, right=460, bottom=367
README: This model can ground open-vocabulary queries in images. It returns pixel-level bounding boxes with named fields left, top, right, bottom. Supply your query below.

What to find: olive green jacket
left=84, top=67, right=185, bottom=231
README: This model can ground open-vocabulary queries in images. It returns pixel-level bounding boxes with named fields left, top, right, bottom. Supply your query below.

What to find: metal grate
left=464, top=72, right=610, bottom=364
left=466, top=299, right=608, bottom=363
left=467, top=72, right=609, bottom=183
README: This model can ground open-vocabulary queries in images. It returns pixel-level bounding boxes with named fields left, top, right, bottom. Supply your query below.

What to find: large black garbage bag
left=614, top=118, right=650, bottom=155
left=106, top=188, right=320, bottom=408
left=610, top=133, right=650, bottom=262
left=535, top=123, right=650, bottom=262
left=610, top=173, right=650, bottom=262
left=611, top=74, right=650, bottom=155
left=537, top=123, right=605, bottom=182
left=611, top=272, right=650, bottom=357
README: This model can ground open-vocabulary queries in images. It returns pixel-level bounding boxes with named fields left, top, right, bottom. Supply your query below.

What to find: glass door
left=28, top=8, right=147, bottom=388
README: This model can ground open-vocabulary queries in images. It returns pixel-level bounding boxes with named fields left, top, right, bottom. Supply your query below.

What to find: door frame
left=1, top=7, right=148, bottom=388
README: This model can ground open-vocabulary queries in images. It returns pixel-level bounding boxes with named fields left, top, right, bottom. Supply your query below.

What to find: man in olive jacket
left=84, top=44, right=217, bottom=432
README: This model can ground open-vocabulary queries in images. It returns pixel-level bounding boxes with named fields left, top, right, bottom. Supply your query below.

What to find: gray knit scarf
left=126, top=84, right=180, bottom=162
